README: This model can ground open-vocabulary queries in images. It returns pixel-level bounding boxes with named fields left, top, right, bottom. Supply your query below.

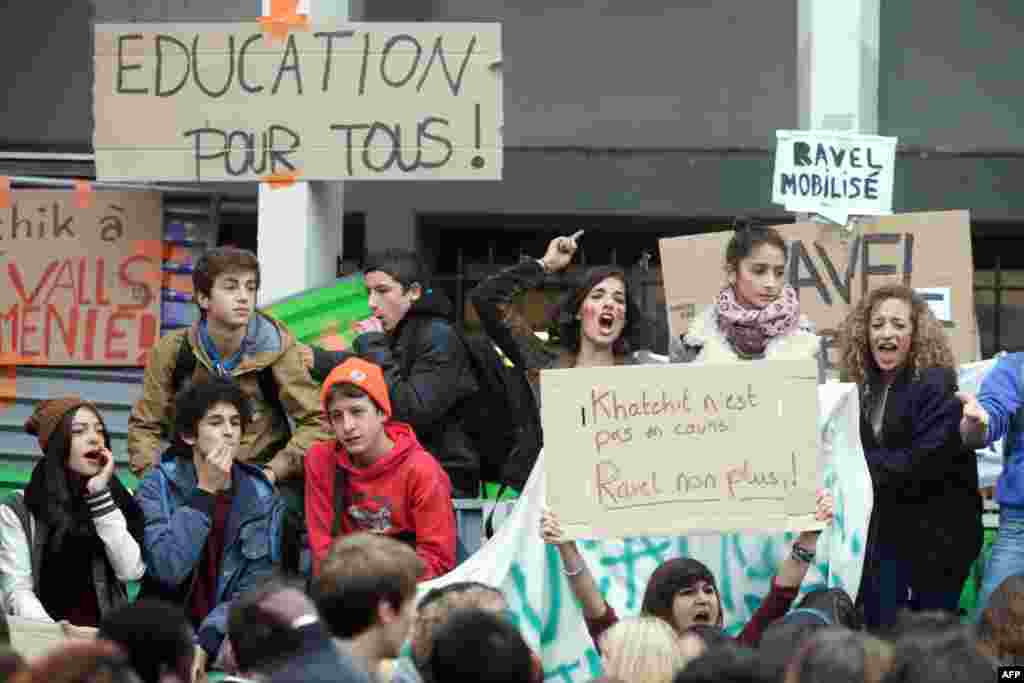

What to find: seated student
left=396, top=581, right=509, bottom=683
left=0, top=397, right=145, bottom=627
left=427, top=608, right=539, bottom=683
left=128, top=246, right=330, bottom=573
left=98, top=600, right=196, bottom=683
left=224, top=578, right=372, bottom=683
left=309, top=249, right=482, bottom=498
left=314, top=533, right=422, bottom=679
left=135, top=378, right=285, bottom=676
left=305, top=358, right=456, bottom=579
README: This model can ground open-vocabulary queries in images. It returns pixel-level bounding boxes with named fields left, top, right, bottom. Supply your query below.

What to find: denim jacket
left=978, top=353, right=1024, bottom=508
left=135, top=448, right=284, bottom=657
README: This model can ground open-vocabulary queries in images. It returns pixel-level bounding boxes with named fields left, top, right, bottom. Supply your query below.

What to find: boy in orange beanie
left=304, top=358, right=456, bottom=579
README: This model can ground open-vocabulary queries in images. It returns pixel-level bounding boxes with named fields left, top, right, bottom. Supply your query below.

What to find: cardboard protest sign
left=658, top=211, right=979, bottom=371
left=0, top=190, right=163, bottom=365
left=423, top=377, right=876, bottom=681
left=6, top=616, right=68, bottom=661
left=540, top=359, right=822, bottom=540
left=93, top=23, right=502, bottom=182
left=772, top=130, right=897, bottom=225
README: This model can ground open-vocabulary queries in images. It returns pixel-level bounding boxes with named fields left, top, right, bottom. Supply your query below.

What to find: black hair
left=24, top=408, right=113, bottom=554
left=758, top=620, right=829, bottom=681
left=98, top=600, right=194, bottom=683
left=363, top=248, right=431, bottom=290
left=173, top=377, right=253, bottom=447
left=553, top=265, right=654, bottom=357
left=226, top=578, right=310, bottom=675
left=880, top=610, right=963, bottom=641
left=883, top=627, right=994, bottom=683
left=795, top=587, right=861, bottom=630
left=724, top=224, right=788, bottom=273
left=683, top=623, right=730, bottom=649
left=641, top=558, right=721, bottom=632
left=427, top=608, right=535, bottom=683
left=673, top=642, right=770, bottom=683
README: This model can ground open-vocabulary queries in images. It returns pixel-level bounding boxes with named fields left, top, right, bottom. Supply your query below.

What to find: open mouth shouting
left=597, top=311, right=617, bottom=335
left=691, top=608, right=713, bottom=624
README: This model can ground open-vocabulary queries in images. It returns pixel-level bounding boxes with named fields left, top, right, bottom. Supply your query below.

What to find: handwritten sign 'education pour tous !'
left=541, top=359, right=823, bottom=541
left=772, top=130, right=898, bottom=225
left=93, top=23, right=502, bottom=182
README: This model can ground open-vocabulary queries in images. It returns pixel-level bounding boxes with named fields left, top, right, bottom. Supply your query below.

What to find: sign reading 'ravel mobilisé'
left=772, top=130, right=897, bottom=225
left=93, top=23, right=502, bottom=182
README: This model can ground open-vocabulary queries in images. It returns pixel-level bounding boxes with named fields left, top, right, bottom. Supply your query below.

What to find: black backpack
left=450, top=330, right=543, bottom=496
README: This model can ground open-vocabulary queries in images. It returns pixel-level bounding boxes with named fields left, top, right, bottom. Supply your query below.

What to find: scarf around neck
left=199, top=318, right=247, bottom=377
left=715, top=284, right=801, bottom=356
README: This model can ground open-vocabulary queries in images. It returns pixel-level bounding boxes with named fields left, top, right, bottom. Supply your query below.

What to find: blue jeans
left=860, top=541, right=962, bottom=631
left=977, top=505, right=1024, bottom=616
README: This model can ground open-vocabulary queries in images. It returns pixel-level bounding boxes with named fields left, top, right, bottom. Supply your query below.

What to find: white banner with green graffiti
left=422, top=362, right=997, bottom=682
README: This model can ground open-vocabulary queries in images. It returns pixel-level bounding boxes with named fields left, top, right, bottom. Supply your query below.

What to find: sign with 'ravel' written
left=0, top=191, right=163, bottom=366
left=772, top=130, right=898, bottom=225
left=659, top=211, right=979, bottom=372
left=93, top=23, right=502, bottom=182
left=541, top=359, right=822, bottom=540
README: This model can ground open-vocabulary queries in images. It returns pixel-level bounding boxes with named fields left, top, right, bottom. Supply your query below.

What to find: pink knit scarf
left=716, top=284, right=801, bottom=356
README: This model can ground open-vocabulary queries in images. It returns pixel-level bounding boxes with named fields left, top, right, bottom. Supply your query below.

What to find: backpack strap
left=256, top=366, right=290, bottom=435
left=330, top=463, right=350, bottom=538
left=170, top=333, right=198, bottom=397
left=173, top=332, right=290, bottom=434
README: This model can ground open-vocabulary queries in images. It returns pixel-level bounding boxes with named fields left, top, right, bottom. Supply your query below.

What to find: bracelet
left=563, top=564, right=585, bottom=578
left=791, top=544, right=816, bottom=564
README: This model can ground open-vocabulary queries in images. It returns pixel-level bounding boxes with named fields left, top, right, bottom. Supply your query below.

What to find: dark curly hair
left=173, top=377, right=252, bottom=447
left=837, top=283, right=955, bottom=389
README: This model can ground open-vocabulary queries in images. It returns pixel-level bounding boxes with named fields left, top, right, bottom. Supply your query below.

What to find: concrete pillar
left=257, top=0, right=349, bottom=304
left=797, top=0, right=881, bottom=133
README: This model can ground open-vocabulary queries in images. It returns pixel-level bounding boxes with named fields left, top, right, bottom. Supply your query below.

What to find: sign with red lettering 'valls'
left=0, top=191, right=163, bottom=366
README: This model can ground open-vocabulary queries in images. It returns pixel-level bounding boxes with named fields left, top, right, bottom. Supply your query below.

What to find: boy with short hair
left=314, top=533, right=423, bottom=677
left=311, top=249, right=482, bottom=498
left=304, top=357, right=456, bottom=579
left=128, top=245, right=328, bottom=484
left=135, top=378, right=285, bottom=674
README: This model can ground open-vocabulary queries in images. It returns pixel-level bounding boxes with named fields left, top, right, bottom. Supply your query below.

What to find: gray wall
left=880, top=0, right=1024, bottom=150
left=434, top=0, right=797, bottom=149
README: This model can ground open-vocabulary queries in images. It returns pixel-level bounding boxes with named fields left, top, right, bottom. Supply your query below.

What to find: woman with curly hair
left=837, top=284, right=981, bottom=630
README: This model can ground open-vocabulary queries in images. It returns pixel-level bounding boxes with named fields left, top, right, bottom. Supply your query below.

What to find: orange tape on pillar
left=259, top=0, right=309, bottom=41
left=0, top=176, right=10, bottom=209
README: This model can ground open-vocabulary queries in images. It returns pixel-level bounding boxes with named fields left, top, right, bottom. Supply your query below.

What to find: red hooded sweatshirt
left=305, top=422, right=457, bottom=579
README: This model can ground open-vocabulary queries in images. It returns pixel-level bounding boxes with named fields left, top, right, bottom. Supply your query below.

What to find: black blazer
left=859, top=366, right=982, bottom=593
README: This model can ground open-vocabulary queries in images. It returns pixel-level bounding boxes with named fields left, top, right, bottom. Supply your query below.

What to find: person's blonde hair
left=837, top=283, right=954, bottom=387
left=600, top=616, right=687, bottom=683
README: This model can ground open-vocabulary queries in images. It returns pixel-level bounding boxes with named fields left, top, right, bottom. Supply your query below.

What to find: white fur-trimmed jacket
left=0, top=490, right=146, bottom=621
left=670, top=304, right=824, bottom=375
